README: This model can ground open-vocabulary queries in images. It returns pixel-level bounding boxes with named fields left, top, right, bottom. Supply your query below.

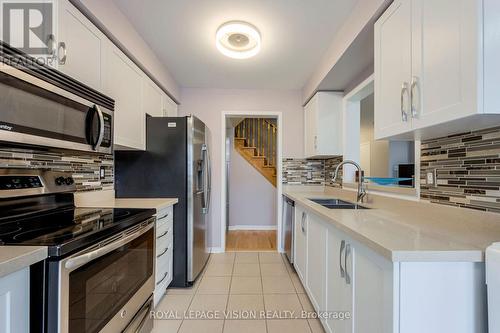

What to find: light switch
left=100, top=166, right=106, bottom=180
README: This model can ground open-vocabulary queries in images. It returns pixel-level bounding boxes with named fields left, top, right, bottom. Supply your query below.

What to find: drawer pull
left=157, top=247, right=169, bottom=258
left=156, top=271, right=169, bottom=286
left=157, top=212, right=170, bottom=220
left=157, top=229, right=169, bottom=240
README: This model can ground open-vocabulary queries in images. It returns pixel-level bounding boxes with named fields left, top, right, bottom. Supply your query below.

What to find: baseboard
left=228, top=225, right=277, bottom=231
left=208, top=247, right=225, bottom=253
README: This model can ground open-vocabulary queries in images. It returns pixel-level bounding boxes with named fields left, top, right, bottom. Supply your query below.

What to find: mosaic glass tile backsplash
left=282, top=157, right=343, bottom=186
left=420, top=126, right=500, bottom=213
left=0, top=146, right=114, bottom=192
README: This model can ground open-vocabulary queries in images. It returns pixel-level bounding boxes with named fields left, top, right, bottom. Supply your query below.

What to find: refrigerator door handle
left=201, top=144, right=209, bottom=214
left=206, top=144, right=212, bottom=212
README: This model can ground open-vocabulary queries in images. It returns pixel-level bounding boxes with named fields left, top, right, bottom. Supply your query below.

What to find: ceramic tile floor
left=151, top=252, right=325, bottom=333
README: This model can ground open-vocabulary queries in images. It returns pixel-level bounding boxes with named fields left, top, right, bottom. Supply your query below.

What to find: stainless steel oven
left=0, top=61, right=114, bottom=154
left=53, top=218, right=155, bottom=333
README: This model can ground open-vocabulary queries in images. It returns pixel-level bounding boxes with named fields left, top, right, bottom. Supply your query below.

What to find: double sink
left=308, top=198, right=369, bottom=210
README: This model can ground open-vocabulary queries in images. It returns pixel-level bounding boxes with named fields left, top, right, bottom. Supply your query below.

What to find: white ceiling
left=112, top=0, right=359, bottom=90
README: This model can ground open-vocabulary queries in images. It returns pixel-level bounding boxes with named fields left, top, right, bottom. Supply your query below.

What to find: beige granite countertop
left=75, top=190, right=178, bottom=212
left=284, top=186, right=500, bottom=263
left=0, top=246, right=47, bottom=278
left=90, top=198, right=179, bottom=211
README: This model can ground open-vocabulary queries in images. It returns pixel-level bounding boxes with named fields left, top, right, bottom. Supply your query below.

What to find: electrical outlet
left=426, top=169, right=436, bottom=186
left=99, top=166, right=106, bottom=180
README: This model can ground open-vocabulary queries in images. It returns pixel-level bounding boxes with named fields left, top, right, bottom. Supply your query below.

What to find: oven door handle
left=65, top=222, right=153, bottom=271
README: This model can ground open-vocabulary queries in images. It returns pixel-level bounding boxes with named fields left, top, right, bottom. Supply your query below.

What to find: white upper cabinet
left=37, top=0, right=180, bottom=150
left=56, top=0, right=104, bottom=91
left=375, top=0, right=500, bottom=140
left=374, top=0, right=413, bottom=139
left=103, top=42, right=145, bottom=150
left=304, top=92, right=343, bottom=158
left=411, top=0, right=480, bottom=129
left=163, top=93, right=178, bottom=117
left=142, top=76, right=164, bottom=117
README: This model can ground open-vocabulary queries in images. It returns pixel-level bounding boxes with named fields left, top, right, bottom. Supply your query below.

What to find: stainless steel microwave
left=0, top=60, right=114, bottom=154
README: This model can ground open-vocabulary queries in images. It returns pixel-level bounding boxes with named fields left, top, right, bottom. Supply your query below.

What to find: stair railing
left=235, top=118, right=277, bottom=167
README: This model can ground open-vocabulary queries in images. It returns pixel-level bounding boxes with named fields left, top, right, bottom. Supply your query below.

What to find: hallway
left=226, top=231, right=277, bottom=252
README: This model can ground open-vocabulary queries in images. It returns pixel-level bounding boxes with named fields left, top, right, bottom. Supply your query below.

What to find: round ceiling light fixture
left=216, top=21, right=261, bottom=59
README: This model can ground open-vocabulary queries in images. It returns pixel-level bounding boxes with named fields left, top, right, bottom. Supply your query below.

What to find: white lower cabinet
left=293, top=205, right=308, bottom=282
left=306, top=213, right=327, bottom=312
left=0, top=268, right=29, bottom=333
left=326, top=224, right=353, bottom=333
left=294, top=202, right=486, bottom=333
left=154, top=206, right=174, bottom=306
left=351, top=235, right=395, bottom=333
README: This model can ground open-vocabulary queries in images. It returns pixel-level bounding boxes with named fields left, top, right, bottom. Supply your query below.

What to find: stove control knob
left=65, top=177, right=74, bottom=185
left=55, top=177, right=65, bottom=186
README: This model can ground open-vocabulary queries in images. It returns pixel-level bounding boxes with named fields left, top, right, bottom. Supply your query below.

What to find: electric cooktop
left=0, top=206, right=155, bottom=257
left=0, top=169, right=155, bottom=258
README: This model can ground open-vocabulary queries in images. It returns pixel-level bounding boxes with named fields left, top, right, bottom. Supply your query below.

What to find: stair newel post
left=251, top=118, right=254, bottom=148
left=257, top=119, right=260, bottom=156
left=253, top=118, right=256, bottom=148
left=264, top=121, right=269, bottom=165
left=245, top=119, right=248, bottom=146
left=272, top=126, right=276, bottom=166
left=267, top=122, right=270, bottom=166
left=248, top=118, right=251, bottom=147
left=269, top=124, right=274, bottom=166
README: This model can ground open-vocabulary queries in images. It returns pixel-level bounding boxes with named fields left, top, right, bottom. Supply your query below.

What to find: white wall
left=179, top=88, right=303, bottom=248
left=75, top=0, right=180, bottom=101
left=229, top=140, right=277, bottom=229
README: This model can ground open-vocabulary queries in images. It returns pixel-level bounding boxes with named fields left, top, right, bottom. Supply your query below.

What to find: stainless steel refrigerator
left=115, top=115, right=211, bottom=287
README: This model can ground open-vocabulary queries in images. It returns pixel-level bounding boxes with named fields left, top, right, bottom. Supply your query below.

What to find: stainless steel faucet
left=332, top=160, right=367, bottom=203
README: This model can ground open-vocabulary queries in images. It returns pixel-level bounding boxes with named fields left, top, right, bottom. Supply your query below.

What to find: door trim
left=220, top=111, right=283, bottom=252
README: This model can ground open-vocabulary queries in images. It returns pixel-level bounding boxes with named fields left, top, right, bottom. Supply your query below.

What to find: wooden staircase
left=234, top=118, right=277, bottom=187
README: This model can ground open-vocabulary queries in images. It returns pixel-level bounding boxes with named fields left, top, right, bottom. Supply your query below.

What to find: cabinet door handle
left=58, top=42, right=67, bottom=65
left=345, top=243, right=351, bottom=285
left=410, top=76, right=419, bottom=118
left=314, top=136, right=318, bottom=150
left=401, top=82, right=409, bottom=122
left=339, top=240, right=345, bottom=278
left=47, top=34, right=57, bottom=57
left=301, top=212, right=306, bottom=234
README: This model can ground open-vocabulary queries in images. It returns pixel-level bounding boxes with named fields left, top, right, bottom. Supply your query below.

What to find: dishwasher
left=282, top=195, right=295, bottom=263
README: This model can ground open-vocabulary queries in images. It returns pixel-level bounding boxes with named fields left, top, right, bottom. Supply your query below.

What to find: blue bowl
left=365, top=177, right=413, bottom=186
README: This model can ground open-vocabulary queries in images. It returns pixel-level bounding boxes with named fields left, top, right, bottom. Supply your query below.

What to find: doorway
left=220, top=112, right=283, bottom=252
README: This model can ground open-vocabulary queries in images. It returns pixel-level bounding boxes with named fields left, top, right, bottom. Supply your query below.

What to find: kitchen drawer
left=156, top=225, right=173, bottom=255
left=156, top=245, right=173, bottom=282
left=156, top=207, right=173, bottom=227
left=154, top=264, right=172, bottom=307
